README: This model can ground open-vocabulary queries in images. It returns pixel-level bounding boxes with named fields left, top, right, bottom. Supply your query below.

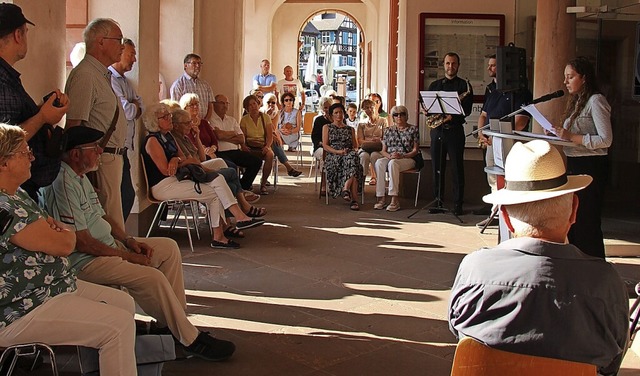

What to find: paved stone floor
left=20, top=137, right=640, bottom=375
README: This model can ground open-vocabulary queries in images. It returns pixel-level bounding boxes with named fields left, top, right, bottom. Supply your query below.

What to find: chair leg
left=415, top=171, right=421, bottom=207
left=146, top=202, right=166, bottom=237
left=189, top=201, right=201, bottom=241
left=0, top=344, right=58, bottom=376
left=273, top=157, right=278, bottom=191
left=169, top=202, right=185, bottom=231
left=181, top=202, right=194, bottom=253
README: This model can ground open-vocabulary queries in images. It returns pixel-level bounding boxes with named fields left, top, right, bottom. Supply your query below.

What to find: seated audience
left=171, top=108, right=266, bottom=221
left=374, top=105, right=419, bottom=212
left=141, top=103, right=264, bottom=249
left=0, top=123, right=137, bottom=375
left=179, top=93, right=217, bottom=160
left=278, top=92, right=302, bottom=152
left=311, top=96, right=333, bottom=161
left=210, top=94, right=262, bottom=193
left=322, top=103, right=364, bottom=210
left=43, top=125, right=237, bottom=361
left=358, top=99, right=388, bottom=186
left=261, top=94, right=302, bottom=177
left=448, top=140, right=629, bottom=376
left=240, top=94, right=274, bottom=195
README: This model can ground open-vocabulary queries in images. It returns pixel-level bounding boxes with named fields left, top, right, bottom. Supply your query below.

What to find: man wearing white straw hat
left=448, top=140, right=629, bottom=375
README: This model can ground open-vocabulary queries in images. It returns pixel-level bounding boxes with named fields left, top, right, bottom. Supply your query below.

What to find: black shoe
left=236, top=217, right=265, bottom=230
left=288, top=169, right=302, bottom=177
left=184, top=332, right=236, bottom=362
left=210, top=239, right=241, bottom=249
left=453, top=205, right=463, bottom=216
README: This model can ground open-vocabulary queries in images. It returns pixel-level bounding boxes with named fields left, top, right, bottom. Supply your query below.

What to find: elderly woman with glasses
left=261, top=93, right=302, bottom=178
left=374, top=105, right=420, bottom=212
left=0, top=123, right=138, bottom=374
left=179, top=93, right=218, bottom=160
left=278, top=92, right=302, bottom=152
left=142, top=103, right=264, bottom=249
left=357, top=98, right=388, bottom=186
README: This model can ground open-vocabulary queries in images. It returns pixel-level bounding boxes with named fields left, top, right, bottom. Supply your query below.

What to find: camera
left=43, top=91, right=62, bottom=108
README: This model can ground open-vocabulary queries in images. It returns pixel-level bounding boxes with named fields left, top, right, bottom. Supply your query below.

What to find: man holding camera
left=0, top=3, right=69, bottom=200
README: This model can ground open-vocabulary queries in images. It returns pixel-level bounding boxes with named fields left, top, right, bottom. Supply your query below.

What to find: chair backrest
left=140, top=157, right=161, bottom=204
left=303, top=112, right=317, bottom=135
left=450, top=337, right=597, bottom=376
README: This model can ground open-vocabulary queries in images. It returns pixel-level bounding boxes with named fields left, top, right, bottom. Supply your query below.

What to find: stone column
left=532, top=0, right=575, bottom=131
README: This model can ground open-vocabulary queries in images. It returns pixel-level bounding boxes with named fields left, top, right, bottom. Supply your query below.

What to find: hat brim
left=483, top=175, right=593, bottom=205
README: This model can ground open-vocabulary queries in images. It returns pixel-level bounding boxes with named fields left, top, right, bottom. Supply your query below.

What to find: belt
left=102, top=147, right=128, bottom=155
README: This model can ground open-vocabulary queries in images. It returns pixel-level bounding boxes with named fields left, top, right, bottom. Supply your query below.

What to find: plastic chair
left=0, top=343, right=58, bottom=376
left=141, top=158, right=204, bottom=253
left=303, top=112, right=317, bottom=135
left=450, top=337, right=597, bottom=376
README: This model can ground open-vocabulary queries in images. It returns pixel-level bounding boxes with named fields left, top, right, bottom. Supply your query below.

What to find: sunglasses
left=267, top=101, right=276, bottom=105
left=392, top=112, right=407, bottom=117
left=284, top=98, right=294, bottom=102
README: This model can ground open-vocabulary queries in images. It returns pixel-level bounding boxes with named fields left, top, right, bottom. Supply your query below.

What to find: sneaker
left=184, top=331, right=235, bottom=362
left=243, top=191, right=261, bottom=203
left=236, top=217, right=265, bottom=230
left=288, top=169, right=302, bottom=177
left=386, top=203, right=401, bottom=212
left=374, top=201, right=386, bottom=210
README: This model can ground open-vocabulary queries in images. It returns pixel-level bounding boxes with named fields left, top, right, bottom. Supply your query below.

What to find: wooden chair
left=303, top=112, right=317, bottom=135
left=450, top=337, right=597, bottom=376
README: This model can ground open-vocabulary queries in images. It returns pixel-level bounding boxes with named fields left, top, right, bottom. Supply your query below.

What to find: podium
left=484, top=126, right=575, bottom=243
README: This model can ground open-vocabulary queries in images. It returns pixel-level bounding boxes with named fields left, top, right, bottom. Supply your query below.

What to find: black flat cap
left=64, top=126, right=104, bottom=151
left=0, top=3, right=34, bottom=37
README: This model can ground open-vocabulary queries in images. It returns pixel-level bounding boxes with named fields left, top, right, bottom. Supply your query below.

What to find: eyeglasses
left=11, top=147, right=33, bottom=159
left=392, top=112, right=407, bottom=117
left=374, top=100, right=381, bottom=104
left=284, top=98, right=294, bottom=102
left=76, top=144, right=101, bottom=152
left=103, top=36, right=125, bottom=45
left=214, top=101, right=230, bottom=105
left=157, top=113, right=172, bottom=121
left=187, top=61, right=203, bottom=66
left=267, top=101, right=276, bottom=105
left=256, top=95, right=264, bottom=99
left=186, top=103, right=199, bottom=108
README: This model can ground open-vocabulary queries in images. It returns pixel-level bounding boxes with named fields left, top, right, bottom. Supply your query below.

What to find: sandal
left=350, top=200, right=360, bottom=211
left=342, top=190, right=351, bottom=202
left=369, top=178, right=377, bottom=186
left=260, top=185, right=269, bottom=195
left=247, top=206, right=267, bottom=218
left=223, top=227, right=245, bottom=238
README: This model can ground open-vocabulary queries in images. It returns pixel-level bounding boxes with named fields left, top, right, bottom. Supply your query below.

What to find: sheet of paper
left=493, top=137, right=504, bottom=169
left=522, top=104, right=556, bottom=134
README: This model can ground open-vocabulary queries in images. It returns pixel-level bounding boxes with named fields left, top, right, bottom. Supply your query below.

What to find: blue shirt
left=481, top=81, right=532, bottom=125
left=252, top=73, right=277, bottom=94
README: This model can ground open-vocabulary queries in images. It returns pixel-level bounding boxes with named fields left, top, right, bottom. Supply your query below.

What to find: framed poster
left=418, top=13, right=504, bottom=147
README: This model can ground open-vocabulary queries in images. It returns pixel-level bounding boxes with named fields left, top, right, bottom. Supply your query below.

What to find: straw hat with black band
left=483, top=140, right=592, bottom=206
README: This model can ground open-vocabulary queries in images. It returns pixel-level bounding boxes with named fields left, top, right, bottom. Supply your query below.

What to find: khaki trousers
left=78, top=236, right=199, bottom=346
left=96, top=153, right=125, bottom=230
left=0, top=280, right=137, bottom=376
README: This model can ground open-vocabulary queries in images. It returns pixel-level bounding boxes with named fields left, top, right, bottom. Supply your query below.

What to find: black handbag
left=175, top=164, right=219, bottom=194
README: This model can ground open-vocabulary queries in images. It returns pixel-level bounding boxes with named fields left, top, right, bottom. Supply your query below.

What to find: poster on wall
left=418, top=13, right=504, bottom=147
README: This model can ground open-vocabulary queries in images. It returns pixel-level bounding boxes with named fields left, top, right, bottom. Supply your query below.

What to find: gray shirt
left=448, top=237, right=629, bottom=375
left=65, top=54, right=127, bottom=149
left=562, top=94, right=612, bottom=157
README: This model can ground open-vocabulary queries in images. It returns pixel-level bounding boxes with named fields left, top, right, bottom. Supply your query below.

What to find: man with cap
left=0, top=2, right=70, bottom=200
left=42, top=126, right=236, bottom=362
left=448, top=140, right=629, bottom=375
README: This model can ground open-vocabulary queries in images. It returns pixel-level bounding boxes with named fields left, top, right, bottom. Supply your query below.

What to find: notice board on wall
left=418, top=13, right=504, bottom=147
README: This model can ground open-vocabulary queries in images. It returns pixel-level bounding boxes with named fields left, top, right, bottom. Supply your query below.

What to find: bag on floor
left=78, top=334, right=176, bottom=376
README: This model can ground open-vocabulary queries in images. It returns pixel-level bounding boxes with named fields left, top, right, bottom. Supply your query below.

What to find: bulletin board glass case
left=418, top=13, right=505, bottom=147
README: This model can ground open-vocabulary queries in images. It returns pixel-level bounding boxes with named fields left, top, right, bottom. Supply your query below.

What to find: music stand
left=409, top=91, right=465, bottom=221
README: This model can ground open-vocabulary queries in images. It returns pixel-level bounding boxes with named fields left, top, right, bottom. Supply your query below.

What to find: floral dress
left=324, top=123, right=364, bottom=198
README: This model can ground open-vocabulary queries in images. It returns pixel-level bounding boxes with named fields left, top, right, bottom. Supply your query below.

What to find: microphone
left=530, top=90, right=564, bottom=105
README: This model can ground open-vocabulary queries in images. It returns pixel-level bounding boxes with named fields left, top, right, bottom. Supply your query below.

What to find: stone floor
left=17, top=138, right=640, bottom=375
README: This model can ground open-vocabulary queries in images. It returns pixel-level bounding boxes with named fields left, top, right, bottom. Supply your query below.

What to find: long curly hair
left=563, top=57, right=600, bottom=127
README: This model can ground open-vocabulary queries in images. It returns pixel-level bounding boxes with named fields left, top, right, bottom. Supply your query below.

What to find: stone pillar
left=532, top=0, right=575, bottom=131
left=13, top=0, right=66, bottom=106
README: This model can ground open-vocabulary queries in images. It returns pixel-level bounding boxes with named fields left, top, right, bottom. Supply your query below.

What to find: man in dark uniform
left=428, top=52, right=473, bottom=215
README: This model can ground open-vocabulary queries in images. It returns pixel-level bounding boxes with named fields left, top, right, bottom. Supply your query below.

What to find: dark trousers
left=430, top=126, right=465, bottom=207
left=217, top=149, right=262, bottom=190
left=567, top=155, right=608, bottom=259
left=121, top=154, right=135, bottom=222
